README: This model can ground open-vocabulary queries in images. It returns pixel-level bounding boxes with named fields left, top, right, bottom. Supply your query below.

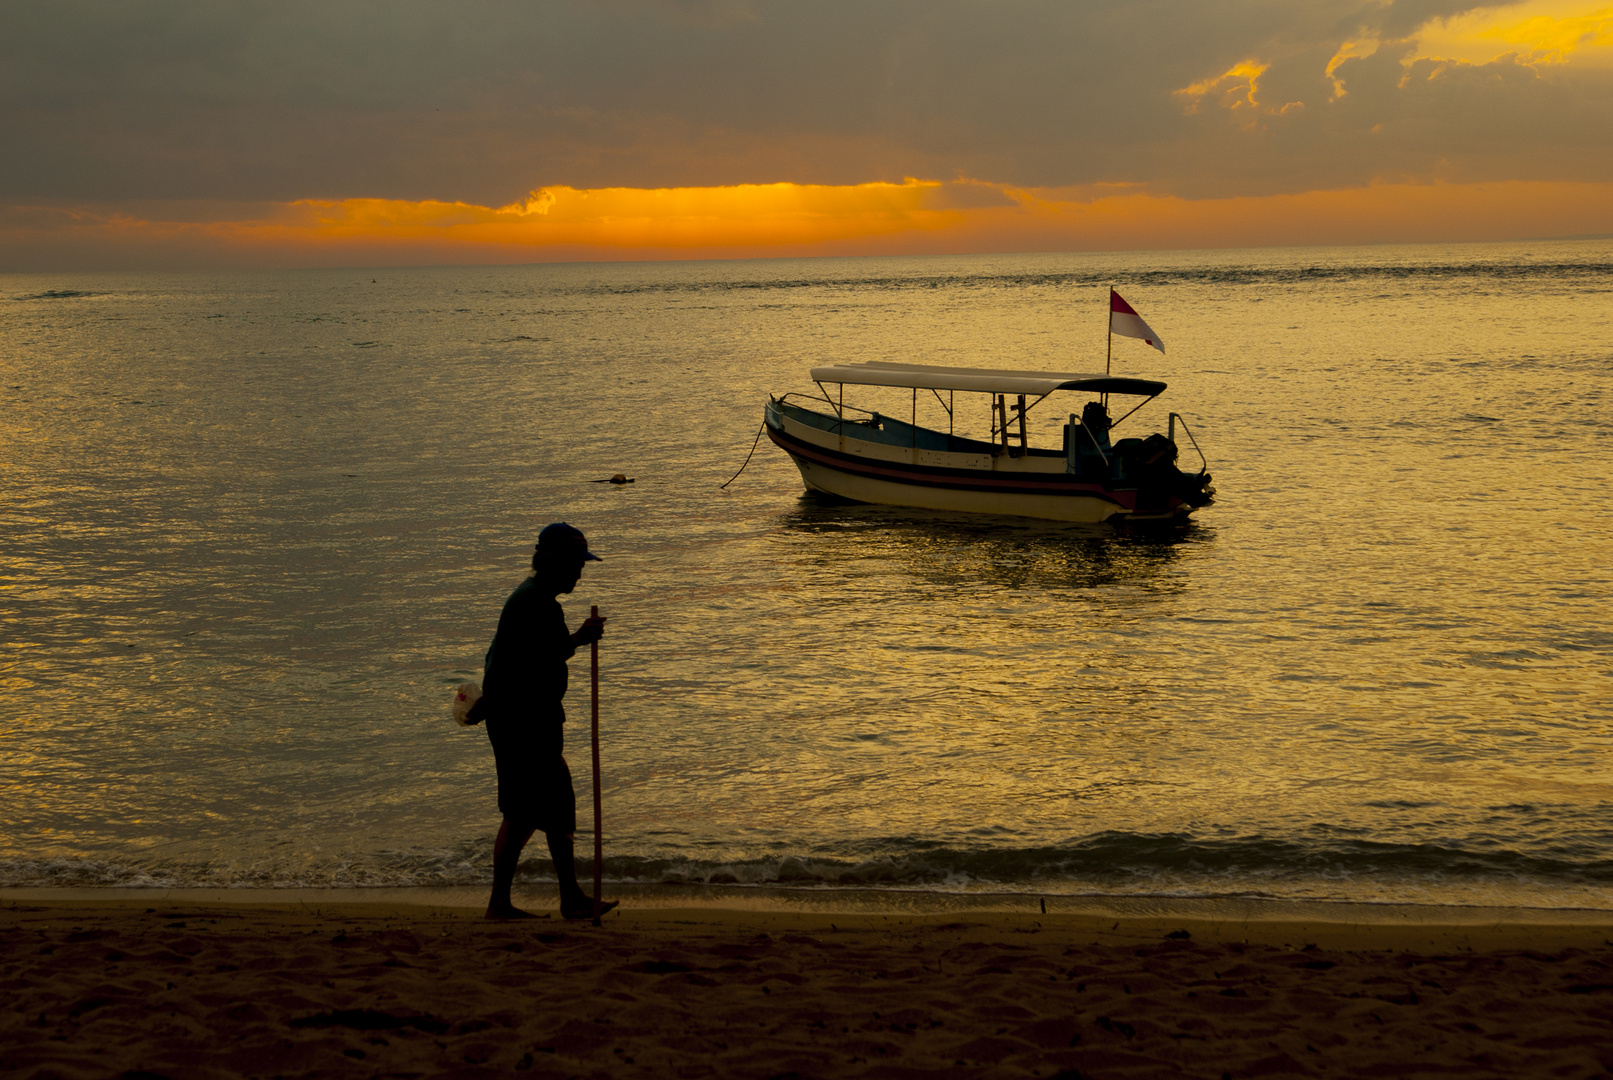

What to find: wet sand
left=4, top=896, right=1613, bottom=1078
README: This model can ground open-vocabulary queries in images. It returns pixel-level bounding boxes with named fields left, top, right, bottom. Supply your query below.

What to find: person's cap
left=537, top=521, right=601, bottom=562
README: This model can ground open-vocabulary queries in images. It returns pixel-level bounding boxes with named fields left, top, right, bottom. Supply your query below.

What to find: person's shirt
left=480, top=576, right=576, bottom=723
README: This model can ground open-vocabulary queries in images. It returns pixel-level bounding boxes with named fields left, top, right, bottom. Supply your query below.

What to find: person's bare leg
left=550, top=831, right=619, bottom=919
left=546, top=830, right=589, bottom=912
left=486, top=818, right=539, bottom=919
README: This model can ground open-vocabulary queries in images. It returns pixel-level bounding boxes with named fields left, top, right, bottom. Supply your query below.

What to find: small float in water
left=763, top=291, right=1214, bottom=525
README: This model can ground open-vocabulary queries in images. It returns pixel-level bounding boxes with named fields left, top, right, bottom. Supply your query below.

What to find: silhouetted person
left=474, top=522, right=613, bottom=920
left=1081, top=399, right=1112, bottom=451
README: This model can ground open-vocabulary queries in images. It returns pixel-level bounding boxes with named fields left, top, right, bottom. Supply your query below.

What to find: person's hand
left=576, top=614, right=607, bottom=645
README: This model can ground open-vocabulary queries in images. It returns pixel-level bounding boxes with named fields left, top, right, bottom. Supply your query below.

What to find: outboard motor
left=1118, top=430, right=1215, bottom=511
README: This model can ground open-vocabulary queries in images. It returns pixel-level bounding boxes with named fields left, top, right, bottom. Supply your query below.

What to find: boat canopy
left=809, top=361, right=1165, bottom=397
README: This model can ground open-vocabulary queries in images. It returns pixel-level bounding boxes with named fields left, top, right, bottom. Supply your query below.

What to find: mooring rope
left=719, top=421, right=767, bottom=489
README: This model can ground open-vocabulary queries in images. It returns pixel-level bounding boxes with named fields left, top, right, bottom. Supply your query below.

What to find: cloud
left=1, top=0, right=1611, bottom=255
left=1410, top=1, right=1613, bottom=65
left=6, top=178, right=1612, bottom=270
left=1174, top=61, right=1306, bottom=122
left=1325, top=38, right=1384, bottom=98
left=1175, top=61, right=1272, bottom=114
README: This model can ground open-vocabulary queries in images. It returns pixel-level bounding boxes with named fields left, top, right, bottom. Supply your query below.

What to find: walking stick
left=590, top=604, right=604, bottom=926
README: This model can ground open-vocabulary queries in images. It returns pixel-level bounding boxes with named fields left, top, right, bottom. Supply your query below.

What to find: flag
left=1110, top=290, right=1165, bottom=353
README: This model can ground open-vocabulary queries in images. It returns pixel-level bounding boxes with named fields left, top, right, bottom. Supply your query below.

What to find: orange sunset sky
left=3, top=0, right=1611, bottom=269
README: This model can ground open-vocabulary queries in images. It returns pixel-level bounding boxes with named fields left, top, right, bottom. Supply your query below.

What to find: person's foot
left=562, top=899, right=619, bottom=921
left=484, top=903, right=542, bottom=920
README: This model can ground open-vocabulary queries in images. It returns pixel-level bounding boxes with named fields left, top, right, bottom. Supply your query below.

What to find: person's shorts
left=485, top=717, right=576, bottom=834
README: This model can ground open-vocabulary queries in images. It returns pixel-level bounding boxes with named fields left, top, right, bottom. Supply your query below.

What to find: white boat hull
left=788, top=451, right=1129, bottom=523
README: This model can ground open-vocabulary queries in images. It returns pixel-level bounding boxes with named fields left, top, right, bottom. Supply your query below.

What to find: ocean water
left=2, top=241, right=1610, bottom=908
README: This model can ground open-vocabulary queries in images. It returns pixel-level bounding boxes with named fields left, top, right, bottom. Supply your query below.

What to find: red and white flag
left=1110, top=290, right=1165, bottom=353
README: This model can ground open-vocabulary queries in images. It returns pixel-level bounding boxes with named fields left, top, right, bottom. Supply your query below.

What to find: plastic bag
left=452, top=681, right=483, bottom=726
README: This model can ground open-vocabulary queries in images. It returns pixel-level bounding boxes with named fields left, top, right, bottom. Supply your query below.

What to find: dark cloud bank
left=3, top=0, right=1609, bottom=204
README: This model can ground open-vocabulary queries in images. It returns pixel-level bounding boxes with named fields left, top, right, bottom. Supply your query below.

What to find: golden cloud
left=276, top=180, right=965, bottom=249
left=1324, top=38, right=1383, bottom=99
left=1244, top=4, right=1611, bottom=111
left=1173, top=60, right=1304, bottom=122
left=6, top=179, right=1613, bottom=270
left=1411, top=2, right=1613, bottom=67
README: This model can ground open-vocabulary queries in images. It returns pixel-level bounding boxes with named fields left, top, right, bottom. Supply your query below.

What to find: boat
left=763, top=360, right=1214, bottom=524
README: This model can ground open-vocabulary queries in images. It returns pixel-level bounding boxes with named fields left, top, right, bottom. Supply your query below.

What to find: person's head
left=531, top=522, right=600, bottom=594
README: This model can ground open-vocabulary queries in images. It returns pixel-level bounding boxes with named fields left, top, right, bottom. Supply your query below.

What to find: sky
left=3, top=0, right=1611, bottom=268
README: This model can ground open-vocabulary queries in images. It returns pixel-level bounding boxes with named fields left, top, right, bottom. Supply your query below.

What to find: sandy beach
left=5, top=896, right=1613, bottom=1079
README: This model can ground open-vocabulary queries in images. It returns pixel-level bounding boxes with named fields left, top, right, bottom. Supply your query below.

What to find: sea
left=3, top=240, right=1610, bottom=912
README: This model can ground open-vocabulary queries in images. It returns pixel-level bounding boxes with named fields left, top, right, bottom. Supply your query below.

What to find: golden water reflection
left=2, top=246, right=1610, bottom=904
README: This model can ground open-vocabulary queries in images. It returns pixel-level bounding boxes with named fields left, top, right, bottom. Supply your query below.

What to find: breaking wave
left=8, top=833, right=1613, bottom=908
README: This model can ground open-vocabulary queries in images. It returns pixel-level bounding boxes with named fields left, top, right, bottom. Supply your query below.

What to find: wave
left=570, top=261, right=1613, bottom=296
left=12, top=288, right=106, bottom=300
left=8, top=833, right=1613, bottom=906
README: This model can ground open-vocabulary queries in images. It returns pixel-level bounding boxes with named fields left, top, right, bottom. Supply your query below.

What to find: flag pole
left=1104, top=286, right=1114, bottom=408
left=1105, top=287, right=1114, bottom=377
left=590, top=604, right=603, bottom=926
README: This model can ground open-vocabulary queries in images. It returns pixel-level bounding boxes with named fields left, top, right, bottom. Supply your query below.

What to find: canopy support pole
left=1110, top=392, right=1161, bottom=429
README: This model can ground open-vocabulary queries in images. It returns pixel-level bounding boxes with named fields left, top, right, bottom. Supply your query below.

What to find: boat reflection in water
left=765, top=361, right=1215, bottom=525
left=776, top=495, right=1203, bottom=598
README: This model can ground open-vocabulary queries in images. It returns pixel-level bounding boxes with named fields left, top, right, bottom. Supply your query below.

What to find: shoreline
left=12, top=881, right=1613, bottom=918
left=8, top=885, right=1613, bottom=951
